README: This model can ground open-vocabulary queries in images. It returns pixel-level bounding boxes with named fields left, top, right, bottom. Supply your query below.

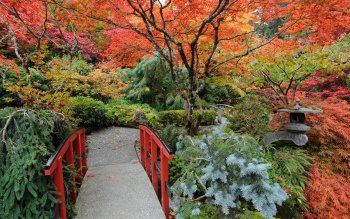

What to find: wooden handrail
left=44, top=128, right=87, bottom=219
left=139, top=125, right=174, bottom=218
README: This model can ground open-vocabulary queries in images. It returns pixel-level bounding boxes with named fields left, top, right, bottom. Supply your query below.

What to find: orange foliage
left=304, top=165, right=350, bottom=219
left=74, top=0, right=264, bottom=68
left=88, top=68, right=128, bottom=99
left=304, top=96, right=350, bottom=176
left=260, top=0, right=350, bottom=45
left=0, top=0, right=99, bottom=62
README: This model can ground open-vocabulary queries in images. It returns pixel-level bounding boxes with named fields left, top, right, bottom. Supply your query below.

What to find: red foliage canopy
left=260, top=0, right=350, bottom=45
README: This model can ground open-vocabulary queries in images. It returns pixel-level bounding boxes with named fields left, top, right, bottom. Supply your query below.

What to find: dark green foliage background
left=228, top=94, right=270, bottom=138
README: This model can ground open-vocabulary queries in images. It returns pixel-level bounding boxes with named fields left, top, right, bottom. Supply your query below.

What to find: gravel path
left=74, top=126, right=165, bottom=219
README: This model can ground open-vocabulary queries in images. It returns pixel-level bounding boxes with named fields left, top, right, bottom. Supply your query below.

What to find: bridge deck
left=74, top=127, right=165, bottom=219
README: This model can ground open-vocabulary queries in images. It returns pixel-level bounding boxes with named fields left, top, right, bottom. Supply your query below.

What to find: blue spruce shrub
left=171, top=124, right=287, bottom=219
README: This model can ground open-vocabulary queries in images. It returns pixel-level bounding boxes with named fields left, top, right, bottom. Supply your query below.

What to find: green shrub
left=265, top=146, right=310, bottom=213
left=121, top=55, right=179, bottom=110
left=160, top=124, right=184, bottom=150
left=160, top=125, right=187, bottom=184
left=202, top=77, right=245, bottom=105
left=158, top=110, right=216, bottom=126
left=71, top=96, right=107, bottom=128
left=105, top=100, right=159, bottom=128
left=203, top=84, right=241, bottom=105
left=168, top=155, right=186, bottom=185
left=172, top=124, right=288, bottom=218
left=0, top=108, right=68, bottom=218
left=228, top=94, right=270, bottom=138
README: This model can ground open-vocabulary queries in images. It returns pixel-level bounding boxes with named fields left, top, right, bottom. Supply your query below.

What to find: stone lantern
left=261, top=99, right=322, bottom=146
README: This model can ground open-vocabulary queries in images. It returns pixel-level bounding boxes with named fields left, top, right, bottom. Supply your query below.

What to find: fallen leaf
left=107, top=176, right=116, bottom=181
left=88, top=173, right=95, bottom=177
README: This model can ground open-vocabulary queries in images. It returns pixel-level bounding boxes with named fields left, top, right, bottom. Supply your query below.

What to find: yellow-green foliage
left=71, top=96, right=107, bottom=128
left=158, top=110, right=216, bottom=126
left=2, top=56, right=126, bottom=126
left=105, top=100, right=159, bottom=128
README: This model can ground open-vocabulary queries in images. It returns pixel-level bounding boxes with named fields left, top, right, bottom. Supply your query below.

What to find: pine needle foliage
left=171, top=125, right=288, bottom=219
left=121, top=55, right=181, bottom=109
left=0, top=108, right=67, bottom=218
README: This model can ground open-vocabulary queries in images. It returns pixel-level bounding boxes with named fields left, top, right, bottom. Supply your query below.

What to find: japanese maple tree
left=51, top=0, right=348, bottom=134
left=0, top=0, right=98, bottom=72
left=58, top=0, right=283, bottom=133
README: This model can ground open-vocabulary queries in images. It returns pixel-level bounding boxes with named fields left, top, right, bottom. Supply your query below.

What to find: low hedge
left=105, top=100, right=159, bottom=128
left=158, top=110, right=216, bottom=126
left=71, top=96, right=107, bottom=128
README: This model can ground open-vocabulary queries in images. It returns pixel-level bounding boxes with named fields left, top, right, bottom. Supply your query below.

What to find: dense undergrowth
left=0, top=19, right=349, bottom=218
left=0, top=108, right=67, bottom=218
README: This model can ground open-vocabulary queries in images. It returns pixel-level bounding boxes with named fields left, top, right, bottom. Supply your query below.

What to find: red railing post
left=53, top=157, right=67, bottom=219
left=80, top=131, right=87, bottom=174
left=140, top=129, right=145, bottom=167
left=45, top=129, right=87, bottom=219
left=74, top=136, right=83, bottom=185
left=66, top=140, right=77, bottom=203
left=144, top=133, right=151, bottom=177
left=161, top=151, right=170, bottom=217
left=151, top=139, right=158, bottom=195
left=139, top=125, right=174, bottom=219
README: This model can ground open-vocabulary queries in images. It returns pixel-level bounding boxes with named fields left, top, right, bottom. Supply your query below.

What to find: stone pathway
left=74, top=127, right=165, bottom=219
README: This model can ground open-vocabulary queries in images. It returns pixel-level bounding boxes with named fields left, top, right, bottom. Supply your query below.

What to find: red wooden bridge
left=44, top=125, right=174, bottom=219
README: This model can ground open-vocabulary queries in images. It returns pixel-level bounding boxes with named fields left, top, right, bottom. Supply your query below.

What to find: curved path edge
left=74, top=127, right=165, bottom=219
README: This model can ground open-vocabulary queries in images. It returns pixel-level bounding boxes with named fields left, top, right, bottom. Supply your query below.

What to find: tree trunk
left=185, top=91, right=201, bottom=136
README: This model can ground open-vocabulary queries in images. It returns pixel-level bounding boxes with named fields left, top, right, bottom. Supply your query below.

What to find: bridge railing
left=139, top=125, right=174, bottom=218
left=44, top=128, right=87, bottom=219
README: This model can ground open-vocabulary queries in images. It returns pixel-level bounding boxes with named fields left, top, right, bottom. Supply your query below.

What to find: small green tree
left=250, top=35, right=350, bottom=105
left=121, top=55, right=182, bottom=110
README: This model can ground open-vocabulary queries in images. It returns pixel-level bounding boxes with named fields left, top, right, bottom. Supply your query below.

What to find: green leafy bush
left=171, top=124, right=288, bottom=218
left=160, top=124, right=185, bottom=151
left=265, top=146, right=310, bottom=213
left=158, top=110, right=216, bottom=126
left=203, top=84, right=241, bottom=105
left=0, top=108, right=68, bottom=218
left=105, top=100, right=159, bottom=128
left=228, top=94, right=270, bottom=138
left=202, top=76, right=246, bottom=105
left=160, top=124, right=186, bottom=184
left=71, top=96, right=107, bottom=128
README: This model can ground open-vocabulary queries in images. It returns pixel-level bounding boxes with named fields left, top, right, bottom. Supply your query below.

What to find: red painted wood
left=80, top=131, right=87, bottom=174
left=144, top=133, right=151, bottom=177
left=151, top=139, right=158, bottom=195
left=66, top=141, right=77, bottom=203
left=139, top=125, right=174, bottom=219
left=53, top=157, right=67, bottom=219
left=74, top=136, right=83, bottom=185
left=44, top=129, right=87, bottom=219
left=140, top=129, right=145, bottom=168
left=161, top=152, right=170, bottom=217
